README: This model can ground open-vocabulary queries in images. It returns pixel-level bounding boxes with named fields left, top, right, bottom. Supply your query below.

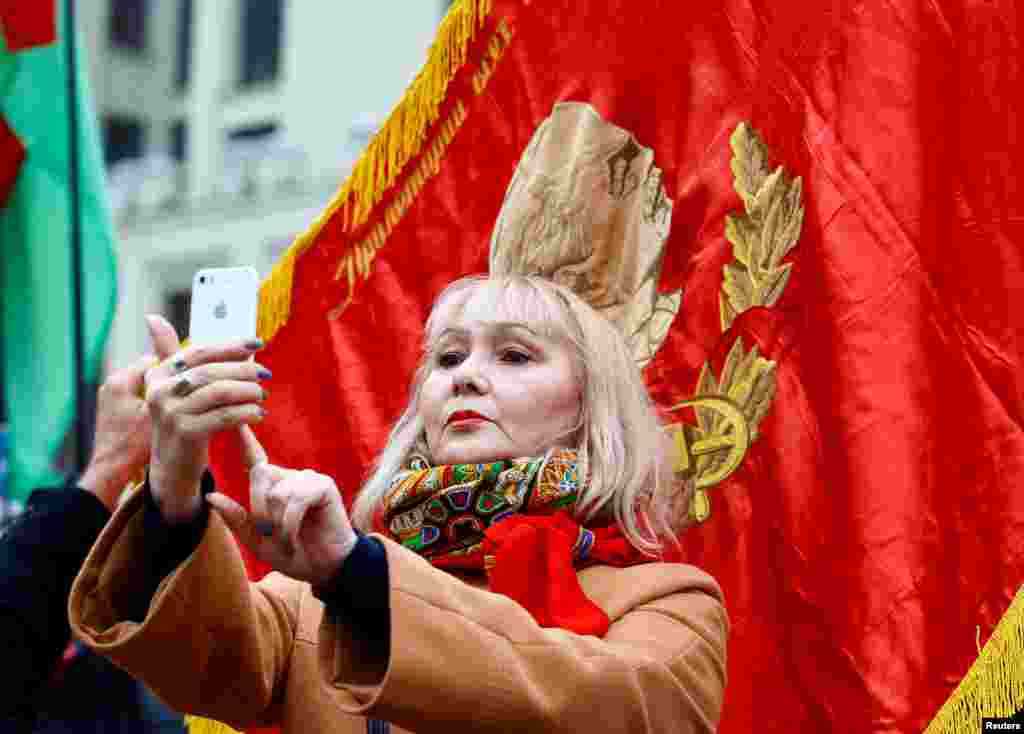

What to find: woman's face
left=419, top=319, right=582, bottom=465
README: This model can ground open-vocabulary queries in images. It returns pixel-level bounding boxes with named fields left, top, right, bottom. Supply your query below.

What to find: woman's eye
left=437, top=351, right=465, bottom=369
left=500, top=349, right=532, bottom=364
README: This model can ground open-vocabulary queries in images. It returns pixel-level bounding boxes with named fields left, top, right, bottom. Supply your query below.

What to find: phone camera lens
left=199, top=276, right=206, bottom=284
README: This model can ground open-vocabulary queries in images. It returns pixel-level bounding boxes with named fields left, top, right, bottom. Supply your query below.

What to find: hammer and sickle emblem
left=666, top=395, right=751, bottom=522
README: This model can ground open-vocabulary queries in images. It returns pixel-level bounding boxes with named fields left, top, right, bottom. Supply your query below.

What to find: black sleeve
left=312, top=533, right=391, bottom=660
left=124, top=471, right=216, bottom=622
left=0, top=484, right=110, bottom=718
left=140, top=474, right=390, bottom=648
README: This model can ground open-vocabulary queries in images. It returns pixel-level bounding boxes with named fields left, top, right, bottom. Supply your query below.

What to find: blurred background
left=0, top=0, right=456, bottom=515
left=93, top=0, right=454, bottom=366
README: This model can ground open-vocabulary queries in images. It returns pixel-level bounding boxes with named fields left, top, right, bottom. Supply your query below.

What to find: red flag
left=0, top=0, right=44, bottom=207
left=0, top=114, right=24, bottom=205
left=0, top=1, right=57, bottom=51
left=211, top=0, right=1024, bottom=731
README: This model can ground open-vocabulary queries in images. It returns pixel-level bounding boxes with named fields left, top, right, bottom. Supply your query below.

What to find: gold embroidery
left=329, top=100, right=469, bottom=318
left=627, top=286, right=682, bottom=371
left=695, top=336, right=777, bottom=447
left=486, top=113, right=792, bottom=523
left=720, top=122, right=804, bottom=331
left=667, top=337, right=777, bottom=522
left=667, top=122, right=798, bottom=524
left=489, top=102, right=682, bottom=368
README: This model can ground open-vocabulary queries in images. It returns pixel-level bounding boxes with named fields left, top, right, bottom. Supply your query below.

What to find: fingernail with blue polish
left=258, top=368, right=272, bottom=380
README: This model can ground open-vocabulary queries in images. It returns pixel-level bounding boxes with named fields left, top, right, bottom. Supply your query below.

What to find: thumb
left=145, top=314, right=181, bottom=361
left=206, top=492, right=258, bottom=548
left=107, top=352, right=160, bottom=394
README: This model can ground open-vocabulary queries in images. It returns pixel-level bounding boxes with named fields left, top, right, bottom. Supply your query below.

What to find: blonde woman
left=69, top=275, right=728, bottom=733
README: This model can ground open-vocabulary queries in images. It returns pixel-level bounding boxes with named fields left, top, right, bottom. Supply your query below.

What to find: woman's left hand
left=206, top=425, right=357, bottom=587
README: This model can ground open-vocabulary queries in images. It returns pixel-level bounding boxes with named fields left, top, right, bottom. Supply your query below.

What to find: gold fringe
left=472, top=19, right=513, bottom=94
left=924, top=584, right=1024, bottom=733
left=258, top=0, right=498, bottom=341
left=184, top=715, right=242, bottom=734
left=257, top=248, right=296, bottom=341
left=329, top=98, right=471, bottom=319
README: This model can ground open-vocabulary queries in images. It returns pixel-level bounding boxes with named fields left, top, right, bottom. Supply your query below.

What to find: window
left=170, top=120, right=188, bottom=162
left=228, top=122, right=279, bottom=142
left=103, top=116, right=145, bottom=167
left=239, top=0, right=283, bottom=87
left=175, top=0, right=193, bottom=91
left=109, top=0, right=147, bottom=52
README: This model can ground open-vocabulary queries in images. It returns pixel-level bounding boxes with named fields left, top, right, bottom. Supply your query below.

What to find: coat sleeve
left=0, top=487, right=110, bottom=719
left=67, top=489, right=302, bottom=729
left=318, top=535, right=728, bottom=734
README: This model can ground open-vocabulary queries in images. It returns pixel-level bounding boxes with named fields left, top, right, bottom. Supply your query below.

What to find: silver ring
left=171, top=376, right=195, bottom=398
left=254, top=519, right=274, bottom=537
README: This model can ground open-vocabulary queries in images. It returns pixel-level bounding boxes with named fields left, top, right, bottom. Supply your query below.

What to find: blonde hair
left=351, top=274, right=690, bottom=555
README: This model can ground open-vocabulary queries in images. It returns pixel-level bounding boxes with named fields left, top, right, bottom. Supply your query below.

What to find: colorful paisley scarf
left=376, top=449, right=650, bottom=636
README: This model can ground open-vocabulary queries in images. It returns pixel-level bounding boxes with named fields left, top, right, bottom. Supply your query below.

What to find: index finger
left=145, top=314, right=182, bottom=361
left=238, top=424, right=268, bottom=469
left=148, top=338, right=264, bottom=382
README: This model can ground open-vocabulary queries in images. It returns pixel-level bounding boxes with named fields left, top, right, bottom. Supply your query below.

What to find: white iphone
left=188, top=266, right=260, bottom=346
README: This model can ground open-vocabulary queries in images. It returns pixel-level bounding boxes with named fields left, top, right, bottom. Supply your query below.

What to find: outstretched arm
left=68, top=481, right=302, bottom=729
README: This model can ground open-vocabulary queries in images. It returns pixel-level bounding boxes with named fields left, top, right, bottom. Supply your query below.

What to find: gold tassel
left=257, top=0, right=497, bottom=342
left=184, top=715, right=242, bottom=734
left=328, top=94, right=475, bottom=319
left=923, top=584, right=1024, bottom=733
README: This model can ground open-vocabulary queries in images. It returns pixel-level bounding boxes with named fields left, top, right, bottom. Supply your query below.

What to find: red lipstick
left=446, top=410, right=491, bottom=426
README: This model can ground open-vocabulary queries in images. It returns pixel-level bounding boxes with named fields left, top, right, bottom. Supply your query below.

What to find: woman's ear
left=412, top=433, right=433, bottom=467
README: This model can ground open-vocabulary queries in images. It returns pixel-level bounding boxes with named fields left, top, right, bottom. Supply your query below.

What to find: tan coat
left=68, top=490, right=728, bottom=733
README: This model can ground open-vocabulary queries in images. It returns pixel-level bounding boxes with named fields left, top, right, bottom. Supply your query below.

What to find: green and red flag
left=208, top=0, right=1024, bottom=731
left=1, top=0, right=118, bottom=502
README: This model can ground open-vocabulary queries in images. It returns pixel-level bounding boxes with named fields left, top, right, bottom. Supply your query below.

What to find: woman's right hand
left=143, top=319, right=270, bottom=524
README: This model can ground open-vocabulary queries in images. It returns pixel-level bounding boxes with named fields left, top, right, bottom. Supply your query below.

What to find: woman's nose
left=452, top=360, right=489, bottom=395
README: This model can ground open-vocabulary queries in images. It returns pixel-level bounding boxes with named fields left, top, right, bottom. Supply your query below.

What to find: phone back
left=188, top=267, right=259, bottom=345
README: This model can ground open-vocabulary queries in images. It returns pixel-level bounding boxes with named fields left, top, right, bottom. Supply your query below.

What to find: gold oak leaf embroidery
left=720, top=122, right=804, bottom=332
left=669, top=122, right=802, bottom=523
left=670, top=337, right=777, bottom=522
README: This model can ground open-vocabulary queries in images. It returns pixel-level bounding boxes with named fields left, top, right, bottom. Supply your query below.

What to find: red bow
left=481, top=511, right=651, bottom=637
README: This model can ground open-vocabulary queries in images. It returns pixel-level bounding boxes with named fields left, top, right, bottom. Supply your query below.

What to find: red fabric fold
left=483, top=512, right=648, bottom=637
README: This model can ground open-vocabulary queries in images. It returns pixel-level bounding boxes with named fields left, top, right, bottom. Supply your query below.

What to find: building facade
left=82, top=1, right=449, bottom=368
